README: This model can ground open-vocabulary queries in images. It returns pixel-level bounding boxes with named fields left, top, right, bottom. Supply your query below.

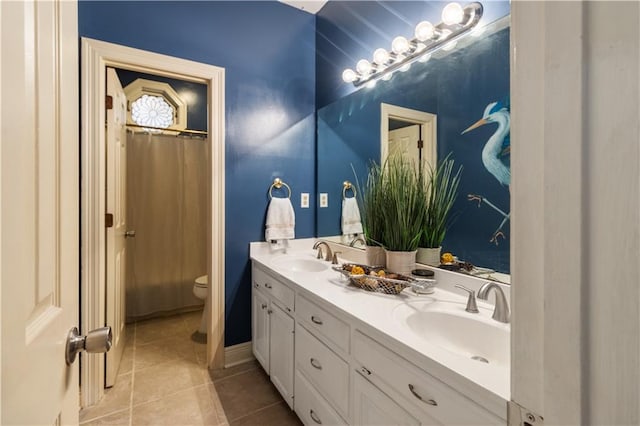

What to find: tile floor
left=80, top=310, right=303, bottom=426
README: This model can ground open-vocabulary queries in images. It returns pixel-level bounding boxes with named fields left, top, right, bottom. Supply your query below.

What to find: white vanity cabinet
left=352, top=331, right=503, bottom=425
left=251, top=265, right=295, bottom=408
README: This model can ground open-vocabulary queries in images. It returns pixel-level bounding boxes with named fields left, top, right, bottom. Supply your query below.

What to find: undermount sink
left=394, top=300, right=510, bottom=367
left=271, top=256, right=329, bottom=273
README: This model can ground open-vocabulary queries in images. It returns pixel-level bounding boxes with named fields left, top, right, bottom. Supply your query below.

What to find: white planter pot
left=365, top=245, right=386, bottom=267
left=385, top=250, right=417, bottom=274
left=416, top=247, right=442, bottom=266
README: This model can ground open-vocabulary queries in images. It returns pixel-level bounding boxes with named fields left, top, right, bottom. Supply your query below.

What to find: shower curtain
left=125, top=132, right=208, bottom=321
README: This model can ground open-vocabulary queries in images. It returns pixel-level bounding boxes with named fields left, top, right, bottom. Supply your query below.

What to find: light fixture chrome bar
left=350, top=2, right=483, bottom=87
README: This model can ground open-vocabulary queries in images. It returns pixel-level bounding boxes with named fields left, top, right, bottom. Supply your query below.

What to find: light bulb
left=415, top=21, right=435, bottom=41
left=373, top=48, right=390, bottom=65
left=366, top=79, right=377, bottom=89
left=418, top=52, right=432, bottom=63
left=400, top=63, right=411, bottom=72
left=382, top=72, right=393, bottom=81
left=442, top=2, right=464, bottom=25
left=342, top=68, right=357, bottom=83
left=356, top=59, right=372, bottom=75
left=391, top=36, right=410, bottom=54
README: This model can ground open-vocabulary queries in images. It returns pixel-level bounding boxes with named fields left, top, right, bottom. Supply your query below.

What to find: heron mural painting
left=462, top=100, right=511, bottom=245
left=317, top=22, right=511, bottom=273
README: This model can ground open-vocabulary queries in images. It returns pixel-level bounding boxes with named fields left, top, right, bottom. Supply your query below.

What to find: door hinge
left=508, top=400, right=544, bottom=426
left=105, top=213, right=114, bottom=228
left=106, top=95, right=113, bottom=110
left=417, top=139, right=424, bottom=149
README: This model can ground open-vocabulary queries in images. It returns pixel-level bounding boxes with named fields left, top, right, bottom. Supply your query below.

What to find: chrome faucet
left=312, top=241, right=332, bottom=262
left=349, top=236, right=366, bottom=247
left=477, top=282, right=510, bottom=323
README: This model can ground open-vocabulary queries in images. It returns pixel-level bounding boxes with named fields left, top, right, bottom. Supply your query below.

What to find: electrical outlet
left=301, top=193, right=309, bottom=208
left=319, top=193, right=328, bottom=208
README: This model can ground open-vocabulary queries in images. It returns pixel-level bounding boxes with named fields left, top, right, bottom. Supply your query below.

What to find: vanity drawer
left=295, top=369, right=346, bottom=426
left=296, top=294, right=349, bottom=352
left=353, top=331, right=502, bottom=425
left=252, top=266, right=294, bottom=312
left=295, top=323, right=349, bottom=418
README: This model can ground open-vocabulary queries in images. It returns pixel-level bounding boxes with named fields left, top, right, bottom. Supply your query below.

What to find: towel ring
left=342, top=181, right=356, bottom=200
left=269, top=178, right=291, bottom=199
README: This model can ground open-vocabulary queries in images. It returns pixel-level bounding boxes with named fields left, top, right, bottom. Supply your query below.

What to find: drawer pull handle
left=359, top=366, right=371, bottom=376
left=261, top=303, right=267, bottom=310
left=408, top=384, right=437, bottom=406
left=267, top=309, right=273, bottom=315
left=310, top=409, right=322, bottom=424
left=254, top=283, right=259, bottom=289
left=264, top=283, right=272, bottom=289
left=311, top=316, right=323, bottom=325
left=310, top=358, right=322, bottom=370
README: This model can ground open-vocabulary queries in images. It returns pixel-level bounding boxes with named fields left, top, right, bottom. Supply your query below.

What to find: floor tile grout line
left=79, top=407, right=131, bottom=425
left=209, top=365, right=261, bottom=384
left=227, top=400, right=285, bottom=424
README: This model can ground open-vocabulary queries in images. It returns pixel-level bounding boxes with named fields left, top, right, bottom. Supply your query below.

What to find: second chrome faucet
left=455, top=282, right=510, bottom=324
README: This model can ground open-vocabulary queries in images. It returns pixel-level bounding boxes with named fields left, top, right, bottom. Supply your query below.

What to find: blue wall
left=316, top=2, right=511, bottom=273
left=79, top=1, right=316, bottom=346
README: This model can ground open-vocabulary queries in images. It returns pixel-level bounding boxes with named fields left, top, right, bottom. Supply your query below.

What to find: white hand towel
left=265, top=197, right=295, bottom=241
left=342, top=197, right=363, bottom=235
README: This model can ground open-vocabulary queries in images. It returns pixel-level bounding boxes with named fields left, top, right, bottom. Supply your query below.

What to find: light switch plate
left=319, top=193, right=328, bottom=208
left=301, top=193, right=309, bottom=208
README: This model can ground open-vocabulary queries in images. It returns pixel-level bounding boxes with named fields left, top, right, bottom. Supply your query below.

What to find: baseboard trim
left=224, top=341, right=255, bottom=368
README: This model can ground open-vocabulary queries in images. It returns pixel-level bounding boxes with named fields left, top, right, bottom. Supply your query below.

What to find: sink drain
left=471, top=355, right=489, bottom=364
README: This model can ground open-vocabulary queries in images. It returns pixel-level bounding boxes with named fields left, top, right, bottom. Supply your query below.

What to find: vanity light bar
left=343, top=2, right=484, bottom=88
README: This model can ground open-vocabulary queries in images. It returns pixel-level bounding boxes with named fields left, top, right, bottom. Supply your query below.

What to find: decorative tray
left=332, top=263, right=435, bottom=295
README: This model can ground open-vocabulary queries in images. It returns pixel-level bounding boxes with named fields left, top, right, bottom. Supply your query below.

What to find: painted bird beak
left=461, top=118, right=488, bottom=135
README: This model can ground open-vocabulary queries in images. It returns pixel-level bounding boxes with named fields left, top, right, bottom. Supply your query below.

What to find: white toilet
left=193, top=275, right=208, bottom=334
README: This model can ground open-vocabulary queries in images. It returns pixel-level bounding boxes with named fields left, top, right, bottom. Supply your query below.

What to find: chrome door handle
left=65, top=326, right=112, bottom=365
left=124, top=230, right=136, bottom=238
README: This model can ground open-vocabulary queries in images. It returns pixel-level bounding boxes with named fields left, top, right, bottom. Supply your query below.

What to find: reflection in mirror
left=317, top=17, right=511, bottom=279
left=381, top=103, right=437, bottom=177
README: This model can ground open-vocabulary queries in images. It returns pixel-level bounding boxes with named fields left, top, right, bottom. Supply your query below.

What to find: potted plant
left=379, top=154, right=428, bottom=274
left=417, top=154, right=462, bottom=266
left=353, top=162, right=387, bottom=266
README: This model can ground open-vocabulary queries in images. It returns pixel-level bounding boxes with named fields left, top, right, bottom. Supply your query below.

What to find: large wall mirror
left=316, top=16, right=510, bottom=279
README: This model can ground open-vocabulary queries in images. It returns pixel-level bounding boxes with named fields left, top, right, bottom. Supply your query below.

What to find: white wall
left=512, top=1, right=640, bottom=424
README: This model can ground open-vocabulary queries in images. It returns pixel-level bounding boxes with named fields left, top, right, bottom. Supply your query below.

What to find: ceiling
left=279, top=0, right=329, bottom=14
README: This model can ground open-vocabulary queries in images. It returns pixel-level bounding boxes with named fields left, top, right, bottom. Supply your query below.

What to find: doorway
left=380, top=103, right=437, bottom=172
left=80, top=38, right=225, bottom=407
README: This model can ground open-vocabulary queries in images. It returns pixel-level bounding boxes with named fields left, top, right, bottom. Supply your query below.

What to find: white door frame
left=380, top=103, right=437, bottom=167
left=80, top=38, right=226, bottom=407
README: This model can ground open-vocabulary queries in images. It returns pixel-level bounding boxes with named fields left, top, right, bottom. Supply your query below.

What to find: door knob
left=124, top=230, right=136, bottom=238
left=65, top=326, right=112, bottom=365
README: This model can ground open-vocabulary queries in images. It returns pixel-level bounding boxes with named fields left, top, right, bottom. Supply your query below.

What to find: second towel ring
left=269, top=178, right=292, bottom=199
left=343, top=181, right=356, bottom=200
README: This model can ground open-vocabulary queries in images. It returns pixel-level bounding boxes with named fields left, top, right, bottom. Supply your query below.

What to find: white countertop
left=250, top=238, right=510, bottom=417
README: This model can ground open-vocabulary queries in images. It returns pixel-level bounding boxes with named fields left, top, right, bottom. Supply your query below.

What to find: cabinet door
left=252, top=287, right=270, bottom=373
left=269, top=303, right=295, bottom=409
left=353, top=373, right=423, bottom=426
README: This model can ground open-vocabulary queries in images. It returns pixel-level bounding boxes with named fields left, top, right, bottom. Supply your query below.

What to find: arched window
left=124, top=78, right=187, bottom=132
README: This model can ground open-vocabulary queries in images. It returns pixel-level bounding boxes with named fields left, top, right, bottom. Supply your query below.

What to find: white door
left=1, top=1, right=80, bottom=424
left=269, top=303, right=295, bottom=408
left=387, top=122, right=435, bottom=174
left=105, top=67, right=128, bottom=387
